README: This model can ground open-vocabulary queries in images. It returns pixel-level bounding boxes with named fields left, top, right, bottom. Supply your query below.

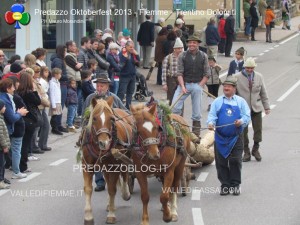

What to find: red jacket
left=218, top=18, right=227, bottom=39
left=1, top=73, right=20, bottom=80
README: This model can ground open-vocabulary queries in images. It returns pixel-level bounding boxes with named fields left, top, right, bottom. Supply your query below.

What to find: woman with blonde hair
left=24, top=54, right=36, bottom=68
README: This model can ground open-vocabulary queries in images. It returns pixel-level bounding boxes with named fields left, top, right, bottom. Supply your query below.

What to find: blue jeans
left=66, top=104, right=77, bottom=127
left=77, top=85, right=83, bottom=116
left=172, top=82, right=203, bottom=121
left=113, top=80, right=119, bottom=95
left=58, top=83, right=68, bottom=127
left=117, top=75, right=136, bottom=109
left=95, top=171, right=105, bottom=187
left=10, top=137, right=23, bottom=174
left=245, top=17, right=251, bottom=36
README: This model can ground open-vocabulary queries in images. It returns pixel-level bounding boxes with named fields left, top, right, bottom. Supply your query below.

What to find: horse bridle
left=92, top=115, right=115, bottom=152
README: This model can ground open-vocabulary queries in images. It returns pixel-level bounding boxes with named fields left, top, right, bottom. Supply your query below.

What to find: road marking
left=269, top=47, right=274, bottom=50
left=192, top=208, right=205, bottom=225
left=0, top=190, right=10, bottom=197
left=248, top=105, right=276, bottom=128
left=259, top=53, right=264, bottom=56
left=191, top=189, right=201, bottom=201
left=279, top=33, right=299, bottom=45
left=18, top=172, right=41, bottom=183
left=264, top=50, right=269, bottom=53
left=277, top=80, right=300, bottom=102
left=219, top=71, right=227, bottom=79
left=197, top=172, right=209, bottom=182
left=49, top=159, right=69, bottom=166
left=274, top=45, right=280, bottom=48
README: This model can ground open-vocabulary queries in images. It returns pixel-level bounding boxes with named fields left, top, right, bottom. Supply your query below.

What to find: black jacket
left=11, top=94, right=25, bottom=138
left=50, top=54, right=68, bottom=82
left=250, top=5, right=259, bottom=28
left=137, top=21, right=155, bottom=46
left=225, top=15, right=235, bottom=35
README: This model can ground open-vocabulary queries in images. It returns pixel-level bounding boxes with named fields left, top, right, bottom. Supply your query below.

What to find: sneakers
left=68, top=126, right=77, bottom=133
left=0, top=181, right=10, bottom=189
left=12, top=172, right=27, bottom=179
left=28, top=155, right=40, bottom=161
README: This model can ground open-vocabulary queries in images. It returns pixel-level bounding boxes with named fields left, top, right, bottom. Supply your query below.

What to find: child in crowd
left=87, top=59, right=98, bottom=89
left=206, top=56, right=222, bottom=111
left=227, top=47, right=245, bottom=76
left=40, top=66, right=50, bottom=94
left=106, top=42, right=121, bottom=95
left=0, top=100, right=10, bottom=189
left=66, top=78, right=78, bottom=132
left=81, top=70, right=96, bottom=101
left=49, top=68, right=63, bottom=135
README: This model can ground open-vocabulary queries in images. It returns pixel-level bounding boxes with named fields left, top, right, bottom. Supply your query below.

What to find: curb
left=277, top=31, right=298, bottom=42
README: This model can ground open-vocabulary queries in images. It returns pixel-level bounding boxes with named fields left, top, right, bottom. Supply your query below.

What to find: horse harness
left=132, top=106, right=186, bottom=158
left=81, top=108, right=134, bottom=163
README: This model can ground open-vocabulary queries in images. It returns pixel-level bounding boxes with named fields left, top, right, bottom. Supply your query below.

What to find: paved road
left=1, top=34, right=300, bottom=225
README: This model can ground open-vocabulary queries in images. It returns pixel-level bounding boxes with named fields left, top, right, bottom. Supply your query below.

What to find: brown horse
left=81, top=96, right=134, bottom=225
left=130, top=103, right=191, bottom=225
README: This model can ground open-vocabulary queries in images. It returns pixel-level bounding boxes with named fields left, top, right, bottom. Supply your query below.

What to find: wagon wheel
left=134, top=93, right=139, bottom=100
left=128, top=173, right=135, bottom=194
left=137, top=94, right=145, bottom=102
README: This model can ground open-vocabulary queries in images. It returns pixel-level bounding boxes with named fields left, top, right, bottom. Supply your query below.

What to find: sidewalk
left=139, top=16, right=300, bottom=102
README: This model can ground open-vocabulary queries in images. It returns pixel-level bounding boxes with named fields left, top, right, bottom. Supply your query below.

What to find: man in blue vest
left=207, top=76, right=250, bottom=196
left=171, top=34, right=209, bottom=140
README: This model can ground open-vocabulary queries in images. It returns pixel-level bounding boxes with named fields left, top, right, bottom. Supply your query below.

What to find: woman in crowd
left=32, top=48, right=47, bottom=67
left=18, top=72, right=41, bottom=172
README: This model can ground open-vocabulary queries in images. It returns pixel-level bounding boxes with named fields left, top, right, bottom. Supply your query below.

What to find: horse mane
left=86, top=98, right=114, bottom=130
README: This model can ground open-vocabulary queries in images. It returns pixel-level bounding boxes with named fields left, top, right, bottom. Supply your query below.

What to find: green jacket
left=0, top=114, right=10, bottom=151
left=243, top=1, right=251, bottom=17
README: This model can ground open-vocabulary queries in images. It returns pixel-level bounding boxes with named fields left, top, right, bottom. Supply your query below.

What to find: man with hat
left=82, top=74, right=127, bottom=113
left=81, top=74, right=128, bottom=192
left=171, top=34, right=209, bottom=140
left=234, top=57, right=270, bottom=162
left=207, top=76, right=250, bottom=195
left=162, top=38, right=184, bottom=105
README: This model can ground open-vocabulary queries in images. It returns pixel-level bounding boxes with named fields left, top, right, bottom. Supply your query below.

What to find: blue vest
left=215, top=99, right=243, bottom=158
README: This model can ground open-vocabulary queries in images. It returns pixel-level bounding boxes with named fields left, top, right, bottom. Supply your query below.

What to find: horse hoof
left=123, top=194, right=131, bottom=201
left=171, top=214, right=178, bottom=222
left=163, top=215, right=172, bottom=223
left=106, top=217, right=116, bottom=224
left=84, top=219, right=94, bottom=225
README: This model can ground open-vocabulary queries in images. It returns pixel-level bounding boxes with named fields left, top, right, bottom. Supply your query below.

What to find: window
left=173, top=0, right=196, bottom=11
left=0, top=0, right=17, bottom=49
left=41, top=0, right=57, bottom=49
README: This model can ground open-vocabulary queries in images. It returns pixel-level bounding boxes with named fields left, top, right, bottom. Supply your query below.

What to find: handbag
left=270, top=21, right=275, bottom=28
left=25, top=104, right=43, bottom=128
